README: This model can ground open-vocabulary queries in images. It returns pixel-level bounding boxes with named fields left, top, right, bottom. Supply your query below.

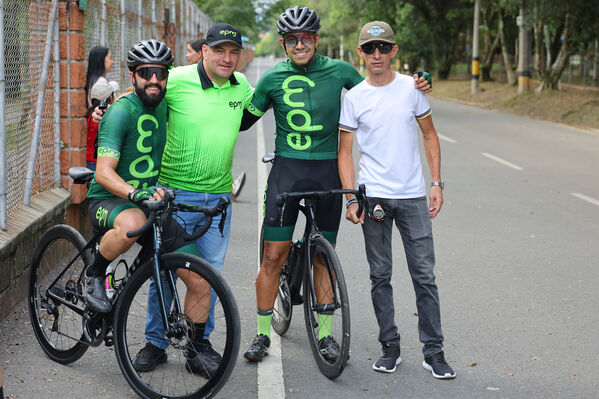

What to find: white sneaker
left=232, top=172, right=246, bottom=201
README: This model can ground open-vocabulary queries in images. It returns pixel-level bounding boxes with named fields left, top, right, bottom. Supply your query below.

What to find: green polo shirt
left=158, top=62, right=254, bottom=192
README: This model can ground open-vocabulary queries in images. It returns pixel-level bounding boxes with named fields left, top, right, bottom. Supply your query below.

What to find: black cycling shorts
left=263, top=156, right=342, bottom=244
left=88, top=197, right=190, bottom=253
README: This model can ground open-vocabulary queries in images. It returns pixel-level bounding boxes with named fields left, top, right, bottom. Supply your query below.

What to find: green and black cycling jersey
left=87, top=93, right=167, bottom=199
left=247, top=54, right=364, bottom=160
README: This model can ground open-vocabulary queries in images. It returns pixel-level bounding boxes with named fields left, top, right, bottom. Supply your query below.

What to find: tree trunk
left=498, top=12, right=516, bottom=85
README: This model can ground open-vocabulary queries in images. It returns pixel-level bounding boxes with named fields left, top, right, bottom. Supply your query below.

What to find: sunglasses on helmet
left=135, top=66, right=169, bottom=81
left=284, top=33, right=315, bottom=48
left=361, top=42, right=394, bottom=55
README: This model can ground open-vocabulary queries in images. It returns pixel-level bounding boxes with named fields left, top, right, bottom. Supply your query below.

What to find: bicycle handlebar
left=125, top=189, right=230, bottom=240
left=176, top=197, right=230, bottom=241
left=274, top=184, right=368, bottom=225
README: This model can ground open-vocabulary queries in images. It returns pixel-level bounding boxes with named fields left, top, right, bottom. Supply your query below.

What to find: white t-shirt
left=339, top=72, right=431, bottom=199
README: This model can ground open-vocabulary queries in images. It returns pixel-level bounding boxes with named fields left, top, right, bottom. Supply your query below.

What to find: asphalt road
left=1, top=57, right=598, bottom=399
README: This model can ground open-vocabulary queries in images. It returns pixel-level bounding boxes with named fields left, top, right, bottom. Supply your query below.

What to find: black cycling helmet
left=127, top=39, right=174, bottom=71
left=277, top=6, right=320, bottom=35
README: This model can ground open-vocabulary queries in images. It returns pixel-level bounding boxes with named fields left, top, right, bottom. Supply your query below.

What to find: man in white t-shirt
left=338, top=21, right=455, bottom=379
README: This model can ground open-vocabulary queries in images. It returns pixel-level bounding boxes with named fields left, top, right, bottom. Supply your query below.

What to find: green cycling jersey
left=248, top=54, right=364, bottom=160
left=87, top=93, right=167, bottom=199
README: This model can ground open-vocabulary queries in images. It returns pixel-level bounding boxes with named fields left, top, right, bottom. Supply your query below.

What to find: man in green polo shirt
left=136, top=23, right=254, bottom=375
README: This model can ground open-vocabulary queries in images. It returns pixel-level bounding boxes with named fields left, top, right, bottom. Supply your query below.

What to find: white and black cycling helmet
left=277, top=6, right=320, bottom=35
left=127, top=39, right=174, bottom=71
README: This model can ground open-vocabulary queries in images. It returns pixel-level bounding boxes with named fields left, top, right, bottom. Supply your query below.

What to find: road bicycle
left=28, top=167, right=240, bottom=399
left=260, top=153, right=367, bottom=379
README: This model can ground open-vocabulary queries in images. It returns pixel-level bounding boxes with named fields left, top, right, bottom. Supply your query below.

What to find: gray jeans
left=361, top=196, right=444, bottom=357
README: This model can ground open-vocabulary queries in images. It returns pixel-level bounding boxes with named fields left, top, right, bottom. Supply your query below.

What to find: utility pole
left=517, top=7, right=530, bottom=93
left=471, top=0, right=480, bottom=93
left=340, top=34, right=344, bottom=61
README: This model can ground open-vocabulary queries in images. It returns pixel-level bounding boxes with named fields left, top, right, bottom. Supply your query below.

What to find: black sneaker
left=423, top=351, right=456, bottom=379
left=84, top=275, right=112, bottom=313
left=133, top=342, right=167, bottom=372
left=243, top=334, right=270, bottom=362
left=318, top=336, right=340, bottom=364
left=185, top=341, right=221, bottom=379
left=372, top=342, right=402, bottom=373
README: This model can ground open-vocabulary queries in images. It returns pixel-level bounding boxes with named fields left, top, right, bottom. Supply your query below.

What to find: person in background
left=86, top=79, right=119, bottom=170
left=338, top=21, right=455, bottom=379
left=186, top=38, right=205, bottom=64
left=185, top=37, right=247, bottom=201
left=85, top=46, right=116, bottom=170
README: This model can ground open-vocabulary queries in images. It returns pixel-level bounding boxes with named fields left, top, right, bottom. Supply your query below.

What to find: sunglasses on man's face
left=284, top=33, right=315, bottom=48
left=361, top=42, right=394, bottom=55
left=135, top=66, right=169, bottom=81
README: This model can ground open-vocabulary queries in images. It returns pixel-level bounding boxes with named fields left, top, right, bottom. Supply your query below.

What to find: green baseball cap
left=358, top=21, right=395, bottom=46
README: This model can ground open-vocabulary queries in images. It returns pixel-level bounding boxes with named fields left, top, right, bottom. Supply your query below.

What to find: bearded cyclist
left=241, top=6, right=433, bottom=363
left=83, top=39, right=216, bottom=378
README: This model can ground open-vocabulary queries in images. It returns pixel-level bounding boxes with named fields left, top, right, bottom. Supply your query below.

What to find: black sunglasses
left=135, top=66, right=169, bottom=81
left=361, top=42, right=394, bottom=55
left=284, top=33, right=315, bottom=48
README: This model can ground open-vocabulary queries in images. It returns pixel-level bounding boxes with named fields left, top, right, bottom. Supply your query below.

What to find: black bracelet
left=127, top=188, right=137, bottom=201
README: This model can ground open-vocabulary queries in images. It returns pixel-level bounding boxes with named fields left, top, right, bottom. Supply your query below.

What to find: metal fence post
left=0, top=0, right=7, bottom=229
left=121, top=0, right=126, bottom=89
left=101, top=0, right=107, bottom=46
left=24, top=0, right=59, bottom=207
left=53, top=3, right=61, bottom=186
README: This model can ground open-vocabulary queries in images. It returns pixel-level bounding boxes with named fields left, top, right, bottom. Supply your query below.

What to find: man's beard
left=134, top=81, right=166, bottom=108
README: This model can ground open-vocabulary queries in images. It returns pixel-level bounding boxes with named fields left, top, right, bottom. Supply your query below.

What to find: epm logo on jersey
left=229, top=100, right=243, bottom=110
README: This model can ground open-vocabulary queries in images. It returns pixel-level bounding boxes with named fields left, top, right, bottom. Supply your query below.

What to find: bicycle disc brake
left=167, top=312, right=192, bottom=349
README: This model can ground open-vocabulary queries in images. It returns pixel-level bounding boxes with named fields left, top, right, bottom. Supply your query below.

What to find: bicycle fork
left=150, top=225, right=185, bottom=341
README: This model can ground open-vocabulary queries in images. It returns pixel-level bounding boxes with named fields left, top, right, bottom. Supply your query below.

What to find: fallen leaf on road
left=468, top=362, right=478, bottom=367
left=507, top=372, right=514, bottom=376
left=531, top=356, right=539, bottom=360
left=486, top=387, right=500, bottom=391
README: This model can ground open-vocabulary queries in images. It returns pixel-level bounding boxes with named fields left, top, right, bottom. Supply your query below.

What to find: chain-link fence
left=0, top=0, right=212, bottom=230
left=84, top=0, right=212, bottom=93
left=1, top=0, right=59, bottom=228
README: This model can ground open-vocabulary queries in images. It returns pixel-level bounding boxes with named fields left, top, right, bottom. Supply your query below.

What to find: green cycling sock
left=318, top=313, right=333, bottom=340
left=257, top=308, right=273, bottom=338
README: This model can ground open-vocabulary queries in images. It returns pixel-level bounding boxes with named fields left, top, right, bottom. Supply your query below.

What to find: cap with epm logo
left=206, top=23, right=243, bottom=49
left=358, top=21, right=395, bottom=46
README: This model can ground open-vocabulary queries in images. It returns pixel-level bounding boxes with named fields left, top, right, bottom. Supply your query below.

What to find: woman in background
left=84, top=46, right=115, bottom=170
left=186, top=38, right=205, bottom=64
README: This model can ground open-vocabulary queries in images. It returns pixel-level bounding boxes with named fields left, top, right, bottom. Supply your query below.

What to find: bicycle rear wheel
left=113, top=252, right=240, bottom=399
left=28, top=225, right=93, bottom=364
left=260, top=223, right=293, bottom=336
left=303, top=236, right=350, bottom=379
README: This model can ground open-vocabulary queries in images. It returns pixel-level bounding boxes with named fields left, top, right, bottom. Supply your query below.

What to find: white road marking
left=481, top=152, right=523, bottom=170
left=256, top=57, right=286, bottom=399
left=437, top=133, right=457, bottom=143
left=571, top=192, right=599, bottom=207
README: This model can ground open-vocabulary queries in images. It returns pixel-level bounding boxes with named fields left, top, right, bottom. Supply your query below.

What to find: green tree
left=192, top=0, right=260, bottom=42
left=529, top=0, right=599, bottom=90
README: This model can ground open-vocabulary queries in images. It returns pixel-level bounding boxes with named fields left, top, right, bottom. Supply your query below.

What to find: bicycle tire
left=28, top=225, right=93, bottom=364
left=260, top=222, right=293, bottom=336
left=113, top=252, right=240, bottom=399
left=303, top=236, right=350, bottom=379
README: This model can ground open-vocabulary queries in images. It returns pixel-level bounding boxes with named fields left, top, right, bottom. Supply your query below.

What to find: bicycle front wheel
left=28, top=225, right=93, bottom=364
left=303, top=236, right=350, bottom=379
left=113, top=252, right=240, bottom=399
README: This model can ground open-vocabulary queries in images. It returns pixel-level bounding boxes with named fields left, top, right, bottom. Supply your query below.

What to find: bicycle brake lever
left=278, top=202, right=285, bottom=227
left=218, top=206, right=227, bottom=237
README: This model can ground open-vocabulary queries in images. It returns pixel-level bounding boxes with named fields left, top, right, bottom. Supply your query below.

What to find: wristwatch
left=431, top=181, right=444, bottom=190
